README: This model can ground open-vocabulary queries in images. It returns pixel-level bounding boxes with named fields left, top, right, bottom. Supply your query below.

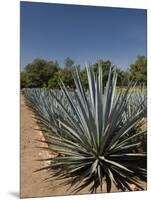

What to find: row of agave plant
left=23, top=64, right=147, bottom=193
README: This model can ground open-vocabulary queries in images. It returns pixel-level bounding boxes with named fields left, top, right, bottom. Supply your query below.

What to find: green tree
left=116, top=69, right=131, bottom=86
left=80, top=68, right=88, bottom=90
left=21, top=71, right=31, bottom=88
left=130, top=55, right=147, bottom=85
left=48, top=68, right=75, bottom=89
left=21, top=58, right=59, bottom=88
left=48, top=71, right=60, bottom=88
left=59, top=68, right=75, bottom=89
left=64, top=57, right=74, bottom=69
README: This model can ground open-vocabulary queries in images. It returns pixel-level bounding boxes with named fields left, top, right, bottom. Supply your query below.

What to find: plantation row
left=23, top=65, right=147, bottom=193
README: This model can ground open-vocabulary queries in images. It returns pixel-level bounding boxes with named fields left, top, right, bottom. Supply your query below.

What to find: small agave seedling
left=24, top=64, right=147, bottom=193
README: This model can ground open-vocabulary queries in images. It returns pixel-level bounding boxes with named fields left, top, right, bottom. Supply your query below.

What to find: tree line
left=21, top=56, right=147, bottom=89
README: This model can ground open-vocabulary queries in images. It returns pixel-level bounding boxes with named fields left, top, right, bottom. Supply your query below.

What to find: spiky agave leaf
left=24, top=64, right=147, bottom=193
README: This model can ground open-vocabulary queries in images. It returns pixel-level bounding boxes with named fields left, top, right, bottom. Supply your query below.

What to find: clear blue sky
left=20, top=2, right=147, bottom=70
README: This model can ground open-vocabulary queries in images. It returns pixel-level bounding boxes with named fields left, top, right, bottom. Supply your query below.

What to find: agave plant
left=24, top=64, right=147, bottom=193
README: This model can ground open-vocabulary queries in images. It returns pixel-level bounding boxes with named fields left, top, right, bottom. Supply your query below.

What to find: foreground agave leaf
left=24, top=64, right=147, bottom=193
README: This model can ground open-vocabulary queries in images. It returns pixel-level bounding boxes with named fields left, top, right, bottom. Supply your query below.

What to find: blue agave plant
left=24, top=64, right=147, bottom=193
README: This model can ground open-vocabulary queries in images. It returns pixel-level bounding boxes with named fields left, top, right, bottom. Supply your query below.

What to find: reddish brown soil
left=21, top=96, right=92, bottom=198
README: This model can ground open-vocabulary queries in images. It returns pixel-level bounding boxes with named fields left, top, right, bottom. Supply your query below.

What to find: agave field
left=23, top=65, right=147, bottom=193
